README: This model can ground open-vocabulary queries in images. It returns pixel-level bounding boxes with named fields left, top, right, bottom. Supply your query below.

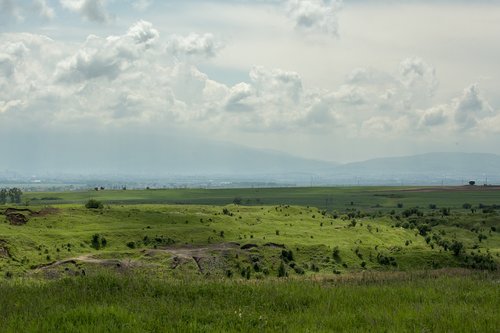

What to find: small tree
left=0, top=189, right=6, bottom=204
left=7, top=188, right=22, bottom=204
left=469, top=180, right=476, bottom=186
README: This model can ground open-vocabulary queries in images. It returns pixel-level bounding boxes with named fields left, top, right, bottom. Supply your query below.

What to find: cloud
left=331, top=84, right=365, bottom=105
left=0, top=54, right=15, bottom=78
left=166, top=33, right=222, bottom=59
left=132, top=0, right=152, bottom=11
left=286, top=0, right=341, bottom=37
left=59, top=0, right=110, bottom=23
left=0, top=22, right=497, bottom=153
left=418, top=105, right=449, bottom=128
left=32, top=0, right=55, bottom=20
left=0, top=0, right=55, bottom=23
left=414, top=83, right=496, bottom=133
left=55, top=20, right=159, bottom=82
left=302, top=97, right=336, bottom=125
left=250, top=66, right=303, bottom=104
left=454, top=83, right=493, bottom=129
left=0, top=0, right=24, bottom=22
left=224, top=83, right=254, bottom=112
left=126, top=20, right=159, bottom=46
left=399, top=56, right=438, bottom=97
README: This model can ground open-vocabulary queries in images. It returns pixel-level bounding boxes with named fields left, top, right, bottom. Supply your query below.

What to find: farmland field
left=1, top=186, right=499, bottom=332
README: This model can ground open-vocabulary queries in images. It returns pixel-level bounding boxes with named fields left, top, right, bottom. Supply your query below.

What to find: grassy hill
left=1, top=186, right=498, bottom=278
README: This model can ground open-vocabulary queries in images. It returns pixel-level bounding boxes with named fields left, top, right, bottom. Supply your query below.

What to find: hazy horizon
left=1, top=0, right=500, bottom=170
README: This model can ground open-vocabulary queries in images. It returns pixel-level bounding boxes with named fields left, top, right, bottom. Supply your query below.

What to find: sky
left=1, top=0, right=500, bottom=168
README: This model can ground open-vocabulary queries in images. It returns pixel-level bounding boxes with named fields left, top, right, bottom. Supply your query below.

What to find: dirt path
left=33, top=254, right=136, bottom=271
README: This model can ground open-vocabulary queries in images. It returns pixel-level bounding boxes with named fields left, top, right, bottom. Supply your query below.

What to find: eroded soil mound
left=2, top=207, right=60, bottom=226
left=6, top=213, right=28, bottom=225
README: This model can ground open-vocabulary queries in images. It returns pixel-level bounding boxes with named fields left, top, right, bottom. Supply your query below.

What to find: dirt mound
left=3, top=208, right=31, bottom=226
left=3, top=207, right=60, bottom=226
left=6, top=213, right=28, bottom=225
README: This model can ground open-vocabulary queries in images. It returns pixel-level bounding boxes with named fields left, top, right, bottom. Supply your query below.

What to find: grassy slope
left=0, top=204, right=435, bottom=275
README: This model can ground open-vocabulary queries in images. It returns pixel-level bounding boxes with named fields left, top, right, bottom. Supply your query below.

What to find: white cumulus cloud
left=167, top=33, right=222, bottom=59
left=454, top=83, right=493, bottom=130
left=55, top=20, right=159, bottom=82
left=286, top=0, right=341, bottom=37
left=132, top=0, right=152, bottom=11
left=33, top=0, right=55, bottom=20
left=59, top=0, right=110, bottom=23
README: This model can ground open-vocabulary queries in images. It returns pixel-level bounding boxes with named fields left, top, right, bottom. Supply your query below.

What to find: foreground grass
left=0, top=272, right=498, bottom=332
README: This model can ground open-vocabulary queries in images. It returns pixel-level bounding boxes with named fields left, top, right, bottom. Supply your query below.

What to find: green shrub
left=293, top=266, right=305, bottom=275
left=332, top=246, right=340, bottom=259
left=91, top=234, right=106, bottom=250
left=280, top=249, right=294, bottom=263
left=450, top=240, right=463, bottom=256
left=277, top=261, right=287, bottom=277
left=85, top=199, right=103, bottom=209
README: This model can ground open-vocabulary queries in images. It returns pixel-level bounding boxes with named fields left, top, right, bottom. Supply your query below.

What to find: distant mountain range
left=324, top=152, right=500, bottom=185
left=0, top=134, right=335, bottom=176
left=1, top=131, right=499, bottom=186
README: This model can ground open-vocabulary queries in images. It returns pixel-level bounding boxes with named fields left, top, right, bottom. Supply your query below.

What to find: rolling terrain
left=1, top=186, right=498, bottom=278
left=0, top=186, right=499, bottom=332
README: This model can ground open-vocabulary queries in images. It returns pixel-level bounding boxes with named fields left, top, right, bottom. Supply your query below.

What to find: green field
left=22, top=186, right=500, bottom=210
left=1, top=186, right=499, bottom=331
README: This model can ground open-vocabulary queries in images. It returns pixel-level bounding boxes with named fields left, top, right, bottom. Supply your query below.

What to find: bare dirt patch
left=145, top=243, right=241, bottom=274
left=34, top=254, right=139, bottom=270
left=31, top=207, right=60, bottom=217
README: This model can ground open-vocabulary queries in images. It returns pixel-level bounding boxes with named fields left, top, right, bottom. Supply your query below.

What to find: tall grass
left=0, top=272, right=498, bottom=332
